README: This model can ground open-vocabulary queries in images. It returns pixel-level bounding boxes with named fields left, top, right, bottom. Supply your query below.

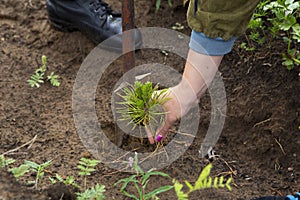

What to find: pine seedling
left=117, top=81, right=170, bottom=142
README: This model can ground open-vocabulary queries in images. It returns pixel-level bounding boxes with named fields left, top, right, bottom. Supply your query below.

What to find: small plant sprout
left=27, top=55, right=47, bottom=88
left=114, top=153, right=174, bottom=200
left=161, top=50, right=169, bottom=64
left=173, top=163, right=232, bottom=200
left=49, top=173, right=80, bottom=188
left=28, top=55, right=60, bottom=88
left=77, top=157, right=100, bottom=191
left=0, top=155, right=15, bottom=168
left=1, top=155, right=30, bottom=179
left=282, top=37, right=300, bottom=70
left=155, top=0, right=172, bottom=11
left=117, top=81, right=170, bottom=143
left=76, top=184, right=106, bottom=200
left=240, top=42, right=255, bottom=51
left=25, top=160, right=52, bottom=189
left=172, top=22, right=184, bottom=31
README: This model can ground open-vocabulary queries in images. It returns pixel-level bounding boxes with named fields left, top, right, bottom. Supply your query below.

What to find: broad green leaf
left=123, top=191, right=139, bottom=200
left=142, top=171, right=170, bottom=185
left=78, top=171, right=90, bottom=176
left=25, top=160, right=40, bottom=170
left=287, top=2, right=299, bottom=10
left=10, top=164, right=30, bottom=178
left=77, top=165, right=87, bottom=171
left=282, top=59, right=294, bottom=69
left=114, top=175, right=137, bottom=191
left=145, top=185, right=174, bottom=199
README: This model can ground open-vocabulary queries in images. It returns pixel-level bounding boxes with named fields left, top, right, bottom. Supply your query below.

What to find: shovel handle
left=122, top=0, right=135, bottom=73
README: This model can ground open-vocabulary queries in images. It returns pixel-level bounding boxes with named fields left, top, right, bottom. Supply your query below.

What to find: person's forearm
left=182, top=49, right=223, bottom=99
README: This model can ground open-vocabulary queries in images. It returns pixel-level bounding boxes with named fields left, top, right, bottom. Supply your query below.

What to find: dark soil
left=0, top=0, right=299, bottom=200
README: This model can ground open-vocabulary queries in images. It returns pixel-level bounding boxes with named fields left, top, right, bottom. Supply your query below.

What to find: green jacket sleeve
left=187, top=0, right=260, bottom=40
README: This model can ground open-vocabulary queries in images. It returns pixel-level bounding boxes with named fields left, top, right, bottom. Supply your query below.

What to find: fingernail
left=155, top=134, right=163, bottom=142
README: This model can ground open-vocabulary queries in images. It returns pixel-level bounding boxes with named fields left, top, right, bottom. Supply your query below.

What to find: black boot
left=46, top=0, right=142, bottom=51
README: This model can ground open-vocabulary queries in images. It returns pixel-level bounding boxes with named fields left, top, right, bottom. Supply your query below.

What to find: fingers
left=155, top=89, right=181, bottom=142
left=145, top=125, right=154, bottom=144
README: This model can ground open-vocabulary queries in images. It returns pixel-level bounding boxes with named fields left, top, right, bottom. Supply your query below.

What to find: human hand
left=154, top=82, right=199, bottom=142
left=153, top=49, right=223, bottom=142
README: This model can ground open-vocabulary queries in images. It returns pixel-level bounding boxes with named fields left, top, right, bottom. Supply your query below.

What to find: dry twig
left=1, top=135, right=37, bottom=156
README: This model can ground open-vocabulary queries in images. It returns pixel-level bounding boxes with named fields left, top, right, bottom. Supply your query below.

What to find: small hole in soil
left=100, top=122, right=178, bottom=153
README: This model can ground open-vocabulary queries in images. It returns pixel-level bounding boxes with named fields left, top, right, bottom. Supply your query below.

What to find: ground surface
left=0, top=0, right=299, bottom=199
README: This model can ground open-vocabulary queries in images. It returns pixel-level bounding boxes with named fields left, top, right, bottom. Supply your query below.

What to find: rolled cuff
left=189, top=30, right=237, bottom=56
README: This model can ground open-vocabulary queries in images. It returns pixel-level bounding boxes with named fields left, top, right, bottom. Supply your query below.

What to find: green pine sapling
left=117, top=81, right=170, bottom=143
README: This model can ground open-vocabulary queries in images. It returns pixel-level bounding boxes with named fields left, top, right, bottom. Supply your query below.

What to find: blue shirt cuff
left=189, top=30, right=237, bottom=56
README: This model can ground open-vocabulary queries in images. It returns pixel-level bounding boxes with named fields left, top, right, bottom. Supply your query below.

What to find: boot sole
left=48, top=16, right=78, bottom=32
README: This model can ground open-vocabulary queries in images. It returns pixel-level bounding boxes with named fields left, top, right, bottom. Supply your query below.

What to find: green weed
left=156, top=0, right=173, bottom=11
left=0, top=155, right=15, bottom=168
left=77, top=158, right=100, bottom=191
left=247, top=0, right=300, bottom=70
left=173, top=163, right=232, bottom=200
left=114, top=153, right=173, bottom=200
left=28, top=55, right=60, bottom=88
left=25, top=160, right=52, bottom=189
